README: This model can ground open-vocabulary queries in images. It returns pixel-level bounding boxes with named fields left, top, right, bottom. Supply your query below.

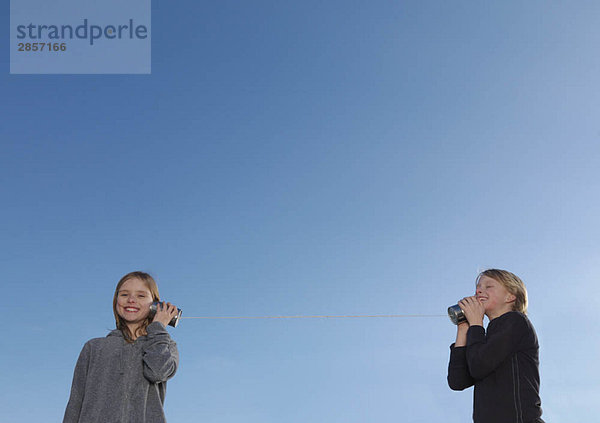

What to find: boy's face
left=475, top=275, right=515, bottom=316
left=116, top=278, right=153, bottom=325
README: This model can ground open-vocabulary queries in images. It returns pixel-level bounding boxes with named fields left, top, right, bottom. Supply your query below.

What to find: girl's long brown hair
left=113, top=271, right=161, bottom=343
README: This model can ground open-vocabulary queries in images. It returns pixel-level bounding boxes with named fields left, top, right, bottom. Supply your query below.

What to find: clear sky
left=2, top=1, right=600, bottom=422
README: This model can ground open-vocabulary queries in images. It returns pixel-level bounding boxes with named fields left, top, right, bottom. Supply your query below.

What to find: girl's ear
left=505, top=294, right=516, bottom=303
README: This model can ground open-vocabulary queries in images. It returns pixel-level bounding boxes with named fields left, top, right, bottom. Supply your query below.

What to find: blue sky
left=2, top=1, right=600, bottom=421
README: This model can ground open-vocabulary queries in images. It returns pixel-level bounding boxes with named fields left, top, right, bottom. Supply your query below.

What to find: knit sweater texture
left=63, top=321, right=178, bottom=423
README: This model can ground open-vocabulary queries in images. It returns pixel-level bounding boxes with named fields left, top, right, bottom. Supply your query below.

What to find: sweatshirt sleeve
left=63, top=342, right=90, bottom=423
left=142, top=321, right=179, bottom=383
left=465, top=313, right=527, bottom=380
left=447, top=344, right=475, bottom=390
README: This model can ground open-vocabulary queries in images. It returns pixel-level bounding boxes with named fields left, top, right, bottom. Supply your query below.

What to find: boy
left=447, top=269, right=544, bottom=423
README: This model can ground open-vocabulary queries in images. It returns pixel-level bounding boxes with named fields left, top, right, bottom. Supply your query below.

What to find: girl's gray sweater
left=63, top=322, right=178, bottom=423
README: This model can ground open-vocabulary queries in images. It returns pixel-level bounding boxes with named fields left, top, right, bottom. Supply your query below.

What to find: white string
left=181, top=314, right=446, bottom=320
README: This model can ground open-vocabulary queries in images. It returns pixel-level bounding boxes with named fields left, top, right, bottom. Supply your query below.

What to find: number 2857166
left=18, top=42, right=67, bottom=52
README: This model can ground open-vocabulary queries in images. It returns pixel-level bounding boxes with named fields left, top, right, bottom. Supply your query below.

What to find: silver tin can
left=447, top=304, right=466, bottom=325
left=149, top=301, right=182, bottom=327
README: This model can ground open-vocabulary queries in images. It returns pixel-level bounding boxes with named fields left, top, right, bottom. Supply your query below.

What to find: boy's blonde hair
left=477, top=269, right=528, bottom=314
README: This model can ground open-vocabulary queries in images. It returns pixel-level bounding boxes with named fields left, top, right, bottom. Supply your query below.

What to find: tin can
left=447, top=304, right=466, bottom=325
left=149, top=301, right=182, bottom=327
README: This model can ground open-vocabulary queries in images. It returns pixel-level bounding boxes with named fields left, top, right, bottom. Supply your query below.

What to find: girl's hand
left=458, top=296, right=485, bottom=327
left=152, top=302, right=179, bottom=327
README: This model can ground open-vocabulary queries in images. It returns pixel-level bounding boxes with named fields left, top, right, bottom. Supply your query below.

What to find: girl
left=447, top=269, right=544, bottom=423
left=64, top=271, right=179, bottom=423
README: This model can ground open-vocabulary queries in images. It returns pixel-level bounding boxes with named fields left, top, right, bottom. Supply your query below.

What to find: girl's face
left=116, top=278, right=154, bottom=326
left=476, top=275, right=515, bottom=318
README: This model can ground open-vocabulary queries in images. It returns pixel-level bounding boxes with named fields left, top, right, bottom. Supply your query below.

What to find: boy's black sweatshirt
left=447, top=311, right=544, bottom=423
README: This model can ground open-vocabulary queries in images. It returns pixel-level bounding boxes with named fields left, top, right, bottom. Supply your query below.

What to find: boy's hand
left=152, top=302, right=179, bottom=327
left=458, top=296, right=485, bottom=327
left=457, top=321, right=469, bottom=331
left=454, top=321, right=469, bottom=347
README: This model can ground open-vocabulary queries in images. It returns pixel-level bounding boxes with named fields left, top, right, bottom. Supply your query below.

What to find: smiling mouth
left=124, top=307, right=140, bottom=312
